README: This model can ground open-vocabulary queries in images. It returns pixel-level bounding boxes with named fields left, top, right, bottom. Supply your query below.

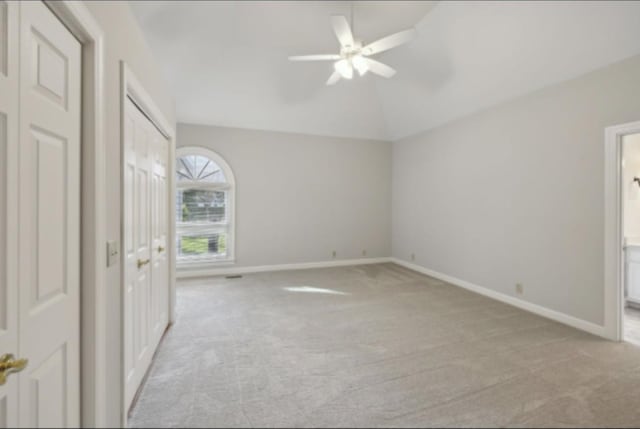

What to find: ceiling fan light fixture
left=351, top=55, right=368, bottom=76
left=289, top=12, right=416, bottom=85
left=334, top=59, right=353, bottom=79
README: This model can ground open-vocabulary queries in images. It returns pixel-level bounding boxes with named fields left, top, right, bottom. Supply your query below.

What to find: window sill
left=176, top=259, right=237, bottom=280
left=177, top=259, right=235, bottom=270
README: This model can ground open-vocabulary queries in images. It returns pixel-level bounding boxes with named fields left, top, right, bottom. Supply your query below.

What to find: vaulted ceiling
left=130, top=1, right=640, bottom=141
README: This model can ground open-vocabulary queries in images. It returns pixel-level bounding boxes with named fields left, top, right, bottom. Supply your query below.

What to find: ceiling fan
left=288, top=7, right=417, bottom=85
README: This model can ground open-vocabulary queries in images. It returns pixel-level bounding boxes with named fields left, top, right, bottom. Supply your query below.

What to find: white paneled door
left=124, top=98, right=152, bottom=409
left=123, top=97, right=170, bottom=411
left=0, top=1, right=20, bottom=426
left=0, top=1, right=81, bottom=427
left=150, top=116, right=169, bottom=348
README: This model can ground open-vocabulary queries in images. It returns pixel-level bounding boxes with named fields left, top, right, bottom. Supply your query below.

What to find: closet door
left=123, top=97, right=170, bottom=411
left=150, top=125, right=169, bottom=347
left=124, top=98, right=153, bottom=409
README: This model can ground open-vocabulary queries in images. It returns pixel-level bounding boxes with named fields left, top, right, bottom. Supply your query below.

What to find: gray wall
left=83, top=2, right=176, bottom=425
left=392, top=54, right=640, bottom=326
left=177, top=123, right=392, bottom=267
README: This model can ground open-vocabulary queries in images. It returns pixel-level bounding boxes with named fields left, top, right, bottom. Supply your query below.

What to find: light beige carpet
left=130, top=263, right=640, bottom=428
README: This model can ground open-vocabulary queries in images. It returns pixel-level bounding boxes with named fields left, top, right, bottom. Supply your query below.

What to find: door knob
left=157, top=245, right=165, bottom=253
left=137, top=258, right=150, bottom=269
left=0, top=354, right=28, bottom=385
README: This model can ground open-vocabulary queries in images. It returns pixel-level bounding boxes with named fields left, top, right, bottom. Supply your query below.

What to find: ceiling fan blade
left=362, top=28, right=417, bottom=56
left=331, top=15, right=355, bottom=48
left=326, top=71, right=341, bottom=86
left=288, top=54, right=341, bottom=62
left=363, top=58, right=396, bottom=78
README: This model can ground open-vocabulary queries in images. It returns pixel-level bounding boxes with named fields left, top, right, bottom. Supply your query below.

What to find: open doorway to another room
left=622, top=132, right=640, bottom=346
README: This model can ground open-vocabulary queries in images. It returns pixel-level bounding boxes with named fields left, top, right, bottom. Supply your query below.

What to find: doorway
left=604, top=120, right=640, bottom=343
left=621, top=132, right=640, bottom=345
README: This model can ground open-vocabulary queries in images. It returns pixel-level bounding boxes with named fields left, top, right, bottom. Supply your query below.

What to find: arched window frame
left=175, top=146, right=235, bottom=266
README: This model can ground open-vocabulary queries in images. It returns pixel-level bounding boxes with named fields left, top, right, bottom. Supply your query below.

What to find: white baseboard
left=177, top=257, right=393, bottom=279
left=177, top=255, right=608, bottom=339
left=391, top=258, right=608, bottom=339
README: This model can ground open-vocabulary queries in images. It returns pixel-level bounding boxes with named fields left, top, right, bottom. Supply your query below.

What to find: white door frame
left=120, top=61, right=176, bottom=427
left=604, top=120, right=640, bottom=342
left=42, top=1, right=107, bottom=427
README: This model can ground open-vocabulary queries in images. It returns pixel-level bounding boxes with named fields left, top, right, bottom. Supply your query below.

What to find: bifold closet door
left=123, top=97, right=170, bottom=411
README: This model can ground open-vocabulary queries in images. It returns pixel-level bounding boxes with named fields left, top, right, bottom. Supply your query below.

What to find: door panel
left=28, top=345, right=67, bottom=428
left=151, top=126, right=168, bottom=343
left=31, top=29, right=69, bottom=108
left=18, top=1, right=80, bottom=427
left=124, top=99, right=152, bottom=410
left=135, top=129, right=151, bottom=369
left=123, top=112, right=135, bottom=389
left=0, top=1, right=19, bottom=427
left=31, top=128, right=67, bottom=307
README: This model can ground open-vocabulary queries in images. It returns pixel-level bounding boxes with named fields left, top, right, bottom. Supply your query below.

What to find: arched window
left=176, top=147, right=235, bottom=265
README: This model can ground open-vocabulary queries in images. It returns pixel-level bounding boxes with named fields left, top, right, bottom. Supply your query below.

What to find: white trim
left=604, top=121, right=640, bottom=341
left=43, top=2, right=107, bottom=427
left=178, top=254, right=235, bottom=265
left=391, top=258, right=608, bottom=339
left=176, top=223, right=230, bottom=233
left=177, top=257, right=392, bottom=279
left=176, top=182, right=232, bottom=191
left=122, top=70, right=173, bottom=140
left=178, top=258, right=237, bottom=269
left=176, top=146, right=236, bottom=265
left=120, top=62, right=176, bottom=427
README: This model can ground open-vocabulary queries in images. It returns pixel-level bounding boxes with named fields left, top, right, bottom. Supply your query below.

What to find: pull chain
left=350, top=2, right=354, bottom=36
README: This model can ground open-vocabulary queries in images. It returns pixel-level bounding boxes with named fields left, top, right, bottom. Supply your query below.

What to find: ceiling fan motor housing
left=340, top=40, right=363, bottom=58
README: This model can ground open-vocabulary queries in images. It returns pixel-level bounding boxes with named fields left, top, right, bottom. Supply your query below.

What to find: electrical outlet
left=332, top=250, right=337, bottom=258
left=516, top=283, right=524, bottom=295
left=362, top=249, right=367, bottom=257
left=411, top=253, right=416, bottom=261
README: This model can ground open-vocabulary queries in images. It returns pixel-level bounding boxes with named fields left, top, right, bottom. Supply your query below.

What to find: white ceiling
left=130, top=1, right=640, bottom=141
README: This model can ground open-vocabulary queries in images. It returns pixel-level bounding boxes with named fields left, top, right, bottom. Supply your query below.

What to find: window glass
left=176, top=155, right=226, bottom=183
left=177, top=189, right=226, bottom=223
left=177, top=232, right=227, bottom=259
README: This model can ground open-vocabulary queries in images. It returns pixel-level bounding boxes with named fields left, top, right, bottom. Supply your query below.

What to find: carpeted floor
left=129, top=263, right=640, bottom=428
